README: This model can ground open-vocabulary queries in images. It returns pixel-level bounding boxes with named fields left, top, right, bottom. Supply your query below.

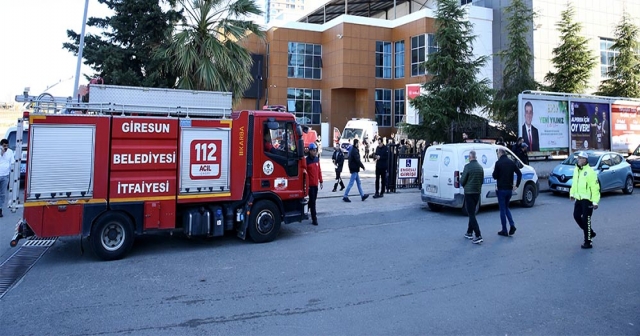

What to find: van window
left=7, top=130, right=29, bottom=151
left=342, top=128, right=363, bottom=140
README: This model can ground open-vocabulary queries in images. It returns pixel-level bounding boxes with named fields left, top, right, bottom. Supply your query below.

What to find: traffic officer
left=569, top=151, right=599, bottom=249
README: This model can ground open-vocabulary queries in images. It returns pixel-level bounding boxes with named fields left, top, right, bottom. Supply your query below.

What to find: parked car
left=549, top=150, right=634, bottom=195
left=626, top=144, right=640, bottom=184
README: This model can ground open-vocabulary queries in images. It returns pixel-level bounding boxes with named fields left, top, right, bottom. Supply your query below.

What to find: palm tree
left=156, top=0, right=264, bottom=104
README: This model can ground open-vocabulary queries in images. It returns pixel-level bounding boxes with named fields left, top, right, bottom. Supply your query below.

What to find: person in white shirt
left=0, top=139, right=14, bottom=217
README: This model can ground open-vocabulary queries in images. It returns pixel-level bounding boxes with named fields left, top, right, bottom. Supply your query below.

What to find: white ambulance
left=421, top=143, right=539, bottom=214
left=339, top=118, right=379, bottom=154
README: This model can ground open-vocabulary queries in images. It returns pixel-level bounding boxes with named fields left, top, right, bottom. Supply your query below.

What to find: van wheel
left=427, top=202, right=444, bottom=212
left=90, top=212, right=135, bottom=261
left=623, top=176, right=634, bottom=194
left=520, top=183, right=536, bottom=207
left=248, top=200, right=281, bottom=243
left=461, top=198, right=480, bottom=216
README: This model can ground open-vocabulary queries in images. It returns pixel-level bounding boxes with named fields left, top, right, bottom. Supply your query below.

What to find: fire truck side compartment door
left=28, top=124, right=95, bottom=200
left=143, top=201, right=161, bottom=229
left=179, top=127, right=230, bottom=194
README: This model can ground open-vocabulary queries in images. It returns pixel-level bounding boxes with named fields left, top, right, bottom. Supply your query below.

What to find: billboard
left=570, top=101, right=611, bottom=151
left=519, top=98, right=569, bottom=152
left=610, top=103, right=640, bottom=152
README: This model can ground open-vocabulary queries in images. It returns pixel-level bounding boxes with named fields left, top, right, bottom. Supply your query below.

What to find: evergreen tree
left=596, top=13, right=640, bottom=98
left=63, top=0, right=183, bottom=88
left=408, top=0, right=492, bottom=142
left=155, top=0, right=264, bottom=104
left=544, top=2, right=597, bottom=93
left=489, top=0, right=538, bottom=136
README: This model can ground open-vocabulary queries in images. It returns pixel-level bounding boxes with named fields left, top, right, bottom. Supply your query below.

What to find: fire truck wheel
left=90, top=212, right=135, bottom=261
left=248, top=200, right=281, bottom=243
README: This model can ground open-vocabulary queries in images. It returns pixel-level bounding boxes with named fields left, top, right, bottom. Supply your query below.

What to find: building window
left=287, top=88, right=321, bottom=124
left=411, top=34, right=438, bottom=76
left=394, top=89, right=405, bottom=126
left=375, top=89, right=392, bottom=127
left=461, top=0, right=473, bottom=5
left=394, top=41, right=405, bottom=78
left=288, top=42, right=322, bottom=80
left=375, top=41, right=392, bottom=79
left=600, top=38, right=618, bottom=78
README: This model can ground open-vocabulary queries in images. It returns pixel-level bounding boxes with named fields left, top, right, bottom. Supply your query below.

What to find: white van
left=421, top=143, right=539, bottom=214
left=4, top=123, right=29, bottom=181
left=339, top=118, right=379, bottom=153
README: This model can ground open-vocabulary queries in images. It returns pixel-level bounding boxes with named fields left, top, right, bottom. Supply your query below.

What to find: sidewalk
left=317, top=154, right=395, bottom=199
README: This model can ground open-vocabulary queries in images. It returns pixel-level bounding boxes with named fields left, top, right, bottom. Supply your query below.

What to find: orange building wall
left=239, top=17, right=436, bottom=138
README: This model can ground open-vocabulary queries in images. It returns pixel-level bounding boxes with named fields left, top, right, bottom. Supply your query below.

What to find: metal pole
left=394, top=0, right=396, bottom=19
left=345, top=0, right=348, bottom=14
left=73, top=0, right=90, bottom=100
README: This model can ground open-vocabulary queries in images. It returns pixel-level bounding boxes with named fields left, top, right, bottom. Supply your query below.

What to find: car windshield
left=7, top=130, right=29, bottom=151
left=342, top=128, right=363, bottom=140
left=562, top=154, right=599, bottom=167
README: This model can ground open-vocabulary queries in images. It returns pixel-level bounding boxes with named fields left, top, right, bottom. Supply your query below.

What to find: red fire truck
left=9, top=84, right=309, bottom=260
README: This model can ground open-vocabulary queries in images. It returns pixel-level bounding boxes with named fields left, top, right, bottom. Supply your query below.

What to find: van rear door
left=422, top=149, right=441, bottom=198
left=438, top=148, right=456, bottom=200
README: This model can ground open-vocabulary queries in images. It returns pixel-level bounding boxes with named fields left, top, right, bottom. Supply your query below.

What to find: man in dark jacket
left=373, top=137, right=389, bottom=198
left=492, top=148, right=522, bottom=236
left=461, top=150, right=484, bottom=244
left=331, top=142, right=345, bottom=192
left=342, top=139, right=369, bottom=202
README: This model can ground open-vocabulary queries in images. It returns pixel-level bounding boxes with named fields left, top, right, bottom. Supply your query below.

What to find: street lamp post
left=73, top=0, right=90, bottom=100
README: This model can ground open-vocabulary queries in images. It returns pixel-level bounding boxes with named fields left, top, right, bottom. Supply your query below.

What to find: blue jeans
left=343, top=172, right=364, bottom=198
left=497, top=189, right=515, bottom=231
left=0, top=174, right=8, bottom=207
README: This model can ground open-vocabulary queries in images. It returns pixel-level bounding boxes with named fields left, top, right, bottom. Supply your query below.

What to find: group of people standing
left=304, top=135, right=394, bottom=226
left=331, top=137, right=391, bottom=203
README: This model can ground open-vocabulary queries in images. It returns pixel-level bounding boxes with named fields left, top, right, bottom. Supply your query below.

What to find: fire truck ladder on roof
left=14, top=84, right=234, bottom=118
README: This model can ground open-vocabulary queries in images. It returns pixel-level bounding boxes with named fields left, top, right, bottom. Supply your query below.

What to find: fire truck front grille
left=0, top=237, right=57, bottom=299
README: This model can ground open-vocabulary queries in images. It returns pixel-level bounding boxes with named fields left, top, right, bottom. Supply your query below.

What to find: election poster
left=519, top=99, right=569, bottom=152
left=570, top=101, right=611, bottom=151
left=610, top=103, right=640, bottom=153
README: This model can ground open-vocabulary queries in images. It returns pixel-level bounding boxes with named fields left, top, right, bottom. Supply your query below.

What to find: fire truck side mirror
left=301, top=125, right=309, bottom=134
left=297, top=139, right=305, bottom=158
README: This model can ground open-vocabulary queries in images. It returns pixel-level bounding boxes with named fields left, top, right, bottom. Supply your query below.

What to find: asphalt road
left=1, top=186, right=639, bottom=335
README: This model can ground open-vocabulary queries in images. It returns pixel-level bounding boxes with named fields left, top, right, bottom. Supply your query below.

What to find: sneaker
left=379, top=194, right=384, bottom=198
left=342, top=197, right=351, bottom=203
left=312, top=221, right=318, bottom=226
left=464, top=233, right=474, bottom=240
left=331, top=188, right=337, bottom=192
left=509, top=226, right=517, bottom=236
left=498, top=231, right=509, bottom=237
left=472, top=236, right=483, bottom=244
left=372, top=193, right=380, bottom=199
left=361, top=194, right=369, bottom=201
left=581, top=242, right=593, bottom=249
left=340, top=186, right=345, bottom=191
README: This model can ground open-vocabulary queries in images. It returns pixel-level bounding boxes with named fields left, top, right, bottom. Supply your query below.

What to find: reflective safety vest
left=570, top=164, right=601, bottom=205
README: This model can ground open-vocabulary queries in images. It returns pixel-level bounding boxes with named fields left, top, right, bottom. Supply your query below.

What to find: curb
left=318, top=188, right=421, bottom=199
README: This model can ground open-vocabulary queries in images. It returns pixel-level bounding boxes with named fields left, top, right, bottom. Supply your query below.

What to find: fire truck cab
left=10, top=84, right=309, bottom=260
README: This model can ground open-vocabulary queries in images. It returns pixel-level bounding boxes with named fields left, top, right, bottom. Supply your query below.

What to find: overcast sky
left=0, top=0, right=116, bottom=103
